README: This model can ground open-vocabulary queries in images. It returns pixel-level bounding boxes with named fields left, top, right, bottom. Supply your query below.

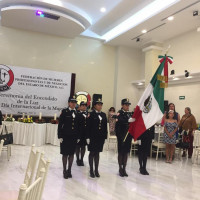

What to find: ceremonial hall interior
left=0, top=0, right=200, bottom=200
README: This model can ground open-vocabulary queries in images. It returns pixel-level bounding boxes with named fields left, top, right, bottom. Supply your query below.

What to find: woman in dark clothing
left=58, top=96, right=79, bottom=179
left=76, top=101, right=89, bottom=166
left=88, top=98, right=107, bottom=178
left=0, top=110, right=2, bottom=126
left=115, top=98, right=135, bottom=177
left=138, top=126, right=154, bottom=175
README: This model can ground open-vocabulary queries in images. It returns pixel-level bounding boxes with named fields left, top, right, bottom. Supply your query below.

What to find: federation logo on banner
left=0, top=64, right=14, bottom=92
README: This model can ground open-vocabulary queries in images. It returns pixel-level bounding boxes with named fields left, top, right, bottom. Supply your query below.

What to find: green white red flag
left=129, top=55, right=173, bottom=140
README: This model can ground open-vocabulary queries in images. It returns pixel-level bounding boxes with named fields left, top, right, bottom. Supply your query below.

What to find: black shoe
left=76, top=160, right=81, bottom=166
left=188, top=155, right=192, bottom=158
left=119, top=169, right=124, bottom=177
left=90, top=170, right=95, bottom=178
left=63, top=171, right=68, bottom=179
left=123, top=169, right=128, bottom=177
left=143, top=169, right=149, bottom=175
left=67, top=170, right=72, bottom=178
left=95, top=171, right=100, bottom=178
left=139, top=168, right=145, bottom=175
left=80, top=160, right=84, bottom=166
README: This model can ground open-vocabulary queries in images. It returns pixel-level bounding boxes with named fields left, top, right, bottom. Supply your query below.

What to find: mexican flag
left=129, top=55, right=173, bottom=140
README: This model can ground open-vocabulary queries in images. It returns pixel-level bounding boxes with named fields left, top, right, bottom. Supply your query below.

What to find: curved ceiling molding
left=1, top=5, right=86, bottom=38
left=30, top=0, right=92, bottom=26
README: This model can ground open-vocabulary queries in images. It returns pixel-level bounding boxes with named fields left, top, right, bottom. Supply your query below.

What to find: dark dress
left=0, top=111, right=2, bottom=125
left=58, top=108, right=79, bottom=155
left=115, top=110, right=132, bottom=153
left=88, top=110, right=107, bottom=152
left=138, top=126, right=155, bottom=155
left=77, top=110, right=88, bottom=146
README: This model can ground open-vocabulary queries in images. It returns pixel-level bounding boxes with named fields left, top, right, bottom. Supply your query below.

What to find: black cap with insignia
left=93, top=98, right=103, bottom=105
left=121, top=98, right=131, bottom=105
left=80, top=101, right=87, bottom=106
left=68, top=95, right=77, bottom=103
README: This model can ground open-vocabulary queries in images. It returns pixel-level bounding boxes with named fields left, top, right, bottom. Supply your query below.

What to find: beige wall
left=164, top=30, right=200, bottom=74
left=114, top=46, right=143, bottom=112
left=0, top=26, right=116, bottom=113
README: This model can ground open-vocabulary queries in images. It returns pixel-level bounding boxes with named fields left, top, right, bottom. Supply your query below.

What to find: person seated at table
left=164, top=110, right=178, bottom=163
left=58, top=96, right=79, bottom=179
left=76, top=101, right=89, bottom=166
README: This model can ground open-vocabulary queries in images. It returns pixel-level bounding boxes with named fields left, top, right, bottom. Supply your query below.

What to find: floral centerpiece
left=5, top=117, right=15, bottom=122
left=18, top=117, right=33, bottom=123
left=50, top=119, right=59, bottom=124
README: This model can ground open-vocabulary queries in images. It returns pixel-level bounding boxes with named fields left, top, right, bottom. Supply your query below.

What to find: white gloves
left=86, top=139, right=90, bottom=144
left=77, top=139, right=80, bottom=143
left=128, top=118, right=135, bottom=123
left=59, top=138, right=63, bottom=143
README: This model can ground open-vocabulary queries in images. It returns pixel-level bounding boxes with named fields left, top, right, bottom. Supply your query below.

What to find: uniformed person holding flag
left=115, top=98, right=135, bottom=177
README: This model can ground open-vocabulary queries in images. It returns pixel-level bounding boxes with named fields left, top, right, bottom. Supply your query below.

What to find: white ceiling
left=0, top=0, right=200, bottom=48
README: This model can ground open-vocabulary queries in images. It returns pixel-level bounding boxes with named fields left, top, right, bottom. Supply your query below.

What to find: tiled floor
left=0, top=144, right=200, bottom=200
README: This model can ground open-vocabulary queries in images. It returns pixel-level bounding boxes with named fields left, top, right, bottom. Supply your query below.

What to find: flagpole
left=123, top=131, right=129, bottom=143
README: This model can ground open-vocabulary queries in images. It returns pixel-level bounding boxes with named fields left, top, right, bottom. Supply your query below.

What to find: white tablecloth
left=46, top=123, right=60, bottom=146
left=2, top=121, right=47, bottom=146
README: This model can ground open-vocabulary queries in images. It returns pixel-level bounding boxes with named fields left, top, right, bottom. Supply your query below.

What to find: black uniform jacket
left=115, top=110, right=132, bottom=139
left=58, top=108, right=79, bottom=139
left=77, top=110, right=89, bottom=139
left=88, top=110, right=108, bottom=140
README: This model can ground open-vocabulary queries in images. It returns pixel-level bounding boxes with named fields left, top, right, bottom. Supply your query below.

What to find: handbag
left=0, top=125, right=13, bottom=146
left=179, top=115, right=191, bottom=133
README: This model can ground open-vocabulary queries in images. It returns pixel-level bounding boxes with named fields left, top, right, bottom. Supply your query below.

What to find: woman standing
left=88, top=98, right=107, bottom=178
left=76, top=101, right=89, bottom=166
left=115, top=98, right=135, bottom=177
left=179, top=107, right=197, bottom=158
left=58, top=96, right=78, bottom=179
left=164, top=110, right=178, bottom=163
left=108, top=107, right=116, bottom=135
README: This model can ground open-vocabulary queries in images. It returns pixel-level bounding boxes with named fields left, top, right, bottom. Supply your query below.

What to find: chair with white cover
left=107, top=123, right=117, bottom=152
left=18, top=168, right=46, bottom=200
left=129, top=139, right=138, bottom=157
left=192, top=130, right=200, bottom=164
left=151, top=125, right=166, bottom=160
left=24, top=145, right=40, bottom=187
left=35, top=152, right=50, bottom=200
left=0, top=139, right=4, bottom=156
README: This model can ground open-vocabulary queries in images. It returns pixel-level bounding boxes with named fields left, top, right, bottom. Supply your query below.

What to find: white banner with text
left=0, top=64, right=72, bottom=116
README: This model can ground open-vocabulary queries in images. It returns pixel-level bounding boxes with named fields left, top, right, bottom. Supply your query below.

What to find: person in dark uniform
left=137, top=125, right=154, bottom=175
left=76, top=101, right=89, bottom=166
left=0, top=110, right=2, bottom=126
left=115, top=98, right=135, bottom=177
left=58, top=96, right=79, bottom=179
left=88, top=98, right=107, bottom=178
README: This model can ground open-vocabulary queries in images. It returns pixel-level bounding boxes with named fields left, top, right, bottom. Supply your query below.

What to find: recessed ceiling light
left=137, top=82, right=143, bottom=85
left=141, top=29, right=147, bottom=33
left=100, top=7, right=106, bottom=12
left=167, top=16, right=174, bottom=21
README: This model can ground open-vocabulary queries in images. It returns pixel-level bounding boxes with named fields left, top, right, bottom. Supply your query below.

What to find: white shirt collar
left=69, top=107, right=76, bottom=111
